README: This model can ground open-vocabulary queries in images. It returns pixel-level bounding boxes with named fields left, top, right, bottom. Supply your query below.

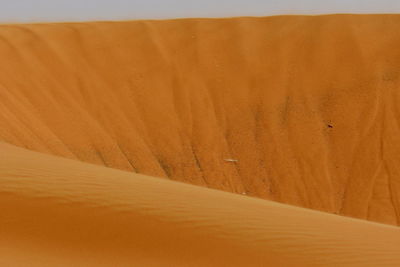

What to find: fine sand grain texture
left=1, top=143, right=400, bottom=266
left=1, top=15, right=400, bottom=226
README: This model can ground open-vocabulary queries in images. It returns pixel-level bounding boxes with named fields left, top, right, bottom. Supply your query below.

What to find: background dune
left=1, top=15, right=400, bottom=226
left=1, top=142, right=400, bottom=266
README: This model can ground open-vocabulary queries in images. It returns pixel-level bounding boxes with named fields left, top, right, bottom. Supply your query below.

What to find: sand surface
left=1, top=14, right=400, bottom=225
left=1, top=142, right=400, bottom=266
left=1, top=14, right=400, bottom=265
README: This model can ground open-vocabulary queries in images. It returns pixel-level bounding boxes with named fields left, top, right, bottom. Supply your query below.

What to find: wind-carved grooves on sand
left=1, top=15, right=400, bottom=227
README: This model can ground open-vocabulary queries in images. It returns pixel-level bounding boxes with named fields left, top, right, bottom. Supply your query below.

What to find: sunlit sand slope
left=1, top=143, right=399, bottom=266
left=1, top=15, right=400, bottom=224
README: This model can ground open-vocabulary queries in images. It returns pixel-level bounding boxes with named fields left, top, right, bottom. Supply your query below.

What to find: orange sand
left=1, top=14, right=400, bottom=225
left=1, top=142, right=400, bottom=266
left=1, top=14, right=400, bottom=265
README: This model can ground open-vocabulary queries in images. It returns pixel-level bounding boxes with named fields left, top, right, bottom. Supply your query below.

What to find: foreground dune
left=1, top=15, right=400, bottom=225
left=1, top=142, right=399, bottom=266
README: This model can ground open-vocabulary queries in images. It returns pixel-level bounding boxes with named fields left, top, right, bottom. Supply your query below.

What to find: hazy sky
left=1, top=0, right=400, bottom=23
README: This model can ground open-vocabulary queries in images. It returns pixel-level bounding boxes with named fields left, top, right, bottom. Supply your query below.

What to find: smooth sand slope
left=1, top=15, right=400, bottom=225
left=1, top=143, right=400, bottom=266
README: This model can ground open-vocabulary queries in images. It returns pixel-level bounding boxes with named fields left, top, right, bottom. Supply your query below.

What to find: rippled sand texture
left=1, top=143, right=400, bottom=266
left=1, top=15, right=400, bottom=226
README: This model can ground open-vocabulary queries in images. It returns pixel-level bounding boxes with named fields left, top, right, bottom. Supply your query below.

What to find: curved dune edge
left=1, top=142, right=399, bottom=266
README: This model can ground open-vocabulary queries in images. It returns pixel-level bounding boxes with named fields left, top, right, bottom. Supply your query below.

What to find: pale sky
left=0, top=0, right=400, bottom=23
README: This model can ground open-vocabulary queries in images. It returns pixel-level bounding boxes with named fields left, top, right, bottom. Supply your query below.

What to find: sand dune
left=1, top=142, right=399, bottom=266
left=1, top=15, right=400, bottom=265
left=1, top=15, right=400, bottom=225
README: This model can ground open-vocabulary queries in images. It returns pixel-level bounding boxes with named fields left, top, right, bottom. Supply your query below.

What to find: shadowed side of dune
left=1, top=15, right=400, bottom=225
left=0, top=143, right=400, bottom=266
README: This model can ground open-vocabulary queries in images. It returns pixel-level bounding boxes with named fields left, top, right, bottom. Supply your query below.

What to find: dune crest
left=1, top=143, right=400, bottom=266
left=1, top=15, right=400, bottom=225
